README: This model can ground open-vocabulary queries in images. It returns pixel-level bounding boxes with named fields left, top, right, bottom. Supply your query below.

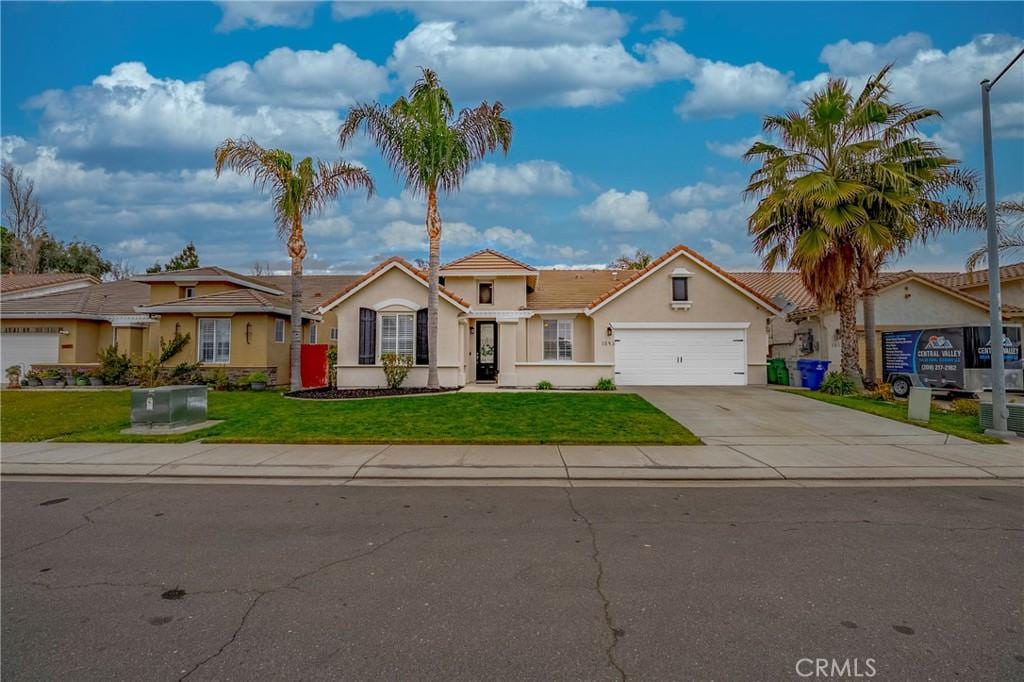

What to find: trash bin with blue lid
left=796, top=359, right=831, bottom=390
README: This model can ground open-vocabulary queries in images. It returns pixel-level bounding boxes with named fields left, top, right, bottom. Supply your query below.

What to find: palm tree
left=965, top=200, right=1024, bottom=270
left=340, top=68, right=512, bottom=389
left=745, top=66, right=960, bottom=383
left=609, top=248, right=653, bottom=270
left=214, top=137, right=374, bottom=391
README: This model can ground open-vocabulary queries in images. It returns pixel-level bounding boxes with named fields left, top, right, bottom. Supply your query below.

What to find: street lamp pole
left=979, top=47, right=1024, bottom=437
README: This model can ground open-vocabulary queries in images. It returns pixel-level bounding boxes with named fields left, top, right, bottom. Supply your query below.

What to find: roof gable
left=441, top=249, right=537, bottom=274
left=317, top=257, right=470, bottom=313
left=131, top=267, right=285, bottom=295
left=587, top=245, right=780, bottom=313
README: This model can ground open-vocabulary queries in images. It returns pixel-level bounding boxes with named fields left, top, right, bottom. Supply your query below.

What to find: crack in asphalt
left=617, top=517, right=1024, bottom=532
left=564, top=488, right=626, bottom=681
left=2, top=486, right=153, bottom=560
left=177, top=524, right=438, bottom=681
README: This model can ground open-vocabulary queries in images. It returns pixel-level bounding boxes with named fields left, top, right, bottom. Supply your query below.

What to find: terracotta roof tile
left=441, top=248, right=537, bottom=272
left=527, top=269, right=625, bottom=309
left=0, top=272, right=99, bottom=294
left=730, top=271, right=817, bottom=314
left=928, top=262, right=1024, bottom=288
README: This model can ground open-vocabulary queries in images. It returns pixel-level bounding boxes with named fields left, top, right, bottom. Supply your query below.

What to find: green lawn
left=0, top=390, right=700, bottom=445
left=784, top=390, right=1003, bottom=444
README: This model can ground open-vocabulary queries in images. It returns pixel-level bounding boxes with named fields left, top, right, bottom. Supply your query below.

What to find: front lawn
left=0, top=390, right=700, bottom=445
left=784, top=390, right=1003, bottom=444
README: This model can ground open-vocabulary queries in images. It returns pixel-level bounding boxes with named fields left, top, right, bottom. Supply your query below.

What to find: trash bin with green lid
left=768, top=358, right=789, bottom=385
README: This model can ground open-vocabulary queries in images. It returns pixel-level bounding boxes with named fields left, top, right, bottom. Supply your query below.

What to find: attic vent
left=612, top=272, right=618, bottom=280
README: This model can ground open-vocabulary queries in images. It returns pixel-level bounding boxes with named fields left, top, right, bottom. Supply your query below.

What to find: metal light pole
left=979, top=47, right=1024, bottom=437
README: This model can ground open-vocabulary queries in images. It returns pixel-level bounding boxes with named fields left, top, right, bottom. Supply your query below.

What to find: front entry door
left=476, top=321, right=498, bottom=381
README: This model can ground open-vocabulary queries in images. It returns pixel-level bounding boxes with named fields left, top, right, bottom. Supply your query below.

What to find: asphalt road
left=2, top=482, right=1022, bottom=681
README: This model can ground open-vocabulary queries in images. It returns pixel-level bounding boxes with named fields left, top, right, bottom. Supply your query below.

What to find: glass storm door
left=476, top=321, right=498, bottom=381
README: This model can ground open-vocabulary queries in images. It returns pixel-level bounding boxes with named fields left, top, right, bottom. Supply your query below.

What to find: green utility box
left=767, top=358, right=790, bottom=385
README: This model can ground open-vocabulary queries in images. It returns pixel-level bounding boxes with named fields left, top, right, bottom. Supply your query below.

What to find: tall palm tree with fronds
left=340, top=68, right=512, bottom=389
left=214, top=137, right=374, bottom=390
left=745, top=66, right=960, bottom=382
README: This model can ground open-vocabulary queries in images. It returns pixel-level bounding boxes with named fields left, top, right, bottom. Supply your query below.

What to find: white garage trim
left=611, top=322, right=751, bottom=330
left=613, top=325, right=748, bottom=386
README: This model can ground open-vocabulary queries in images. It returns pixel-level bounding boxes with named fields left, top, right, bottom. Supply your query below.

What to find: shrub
left=594, top=377, right=616, bottom=391
left=40, top=368, right=64, bottom=379
left=864, top=382, right=894, bottom=402
left=169, top=362, right=204, bottom=385
left=949, top=398, right=979, bottom=416
left=97, top=345, right=131, bottom=384
left=819, top=371, right=856, bottom=396
left=243, top=371, right=269, bottom=387
left=536, top=380, right=553, bottom=390
left=327, top=345, right=338, bottom=388
left=159, top=331, right=191, bottom=364
left=381, top=352, right=413, bottom=389
left=206, top=367, right=231, bottom=391
left=129, top=353, right=163, bottom=388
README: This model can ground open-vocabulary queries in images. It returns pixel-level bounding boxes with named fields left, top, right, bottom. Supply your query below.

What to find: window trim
left=274, top=318, right=285, bottom=343
left=478, top=281, right=494, bottom=306
left=183, top=286, right=196, bottom=299
left=542, top=318, right=574, bottom=362
left=329, top=326, right=338, bottom=341
left=379, top=311, right=416, bottom=361
left=197, top=318, right=231, bottom=364
left=309, top=323, right=318, bottom=344
left=671, top=274, right=692, bottom=310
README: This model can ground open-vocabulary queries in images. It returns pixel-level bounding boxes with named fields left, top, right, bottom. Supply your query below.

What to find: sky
left=1, top=1, right=1022, bottom=275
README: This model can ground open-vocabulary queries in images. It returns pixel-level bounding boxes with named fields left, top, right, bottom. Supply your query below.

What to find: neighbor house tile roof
left=255, top=275, right=362, bottom=311
left=134, top=287, right=323, bottom=318
left=441, top=248, right=537, bottom=272
left=730, top=271, right=818, bottom=314
left=0, top=272, right=99, bottom=295
left=527, top=269, right=625, bottom=309
left=587, top=244, right=780, bottom=311
left=927, top=262, right=1024, bottom=289
left=317, top=257, right=471, bottom=311
left=0, top=280, right=150, bottom=316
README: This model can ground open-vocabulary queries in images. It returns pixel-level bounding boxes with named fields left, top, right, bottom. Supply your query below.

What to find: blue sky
left=2, top=1, right=1022, bottom=274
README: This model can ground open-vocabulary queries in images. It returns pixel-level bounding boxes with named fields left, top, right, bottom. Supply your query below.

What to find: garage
left=613, top=323, right=748, bottom=386
left=0, top=333, right=60, bottom=375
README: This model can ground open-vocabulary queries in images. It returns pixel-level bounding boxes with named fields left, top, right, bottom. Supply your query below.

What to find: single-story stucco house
left=318, top=245, right=781, bottom=388
left=734, top=261, right=1024, bottom=378
left=0, top=267, right=355, bottom=385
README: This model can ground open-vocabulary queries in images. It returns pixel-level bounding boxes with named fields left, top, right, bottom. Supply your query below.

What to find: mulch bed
left=284, top=386, right=459, bottom=400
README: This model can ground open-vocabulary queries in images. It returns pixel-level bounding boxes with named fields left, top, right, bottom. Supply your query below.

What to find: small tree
left=2, top=162, right=47, bottom=273
left=609, top=249, right=653, bottom=270
left=380, top=352, right=413, bottom=389
left=147, top=241, right=200, bottom=273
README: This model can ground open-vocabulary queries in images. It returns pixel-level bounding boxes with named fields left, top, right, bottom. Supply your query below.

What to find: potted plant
left=6, top=365, right=22, bottom=389
left=25, top=369, right=42, bottom=387
left=245, top=371, right=269, bottom=392
left=75, top=372, right=90, bottom=386
left=88, top=369, right=104, bottom=387
left=40, top=368, right=63, bottom=386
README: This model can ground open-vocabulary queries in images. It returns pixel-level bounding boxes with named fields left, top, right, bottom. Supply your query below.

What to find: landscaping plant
left=25, top=369, right=41, bottom=386
left=169, top=362, right=204, bottom=385
left=97, top=345, right=131, bottom=385
left=206, top=368, right=231, bottom=391
left=819, top=371, right=856, bottom=396
left=6, top=365, right=21, bottom=388
left=327, top=345, right=338, bottom=388
left=159, top=331, right=191, bottom=364
left=244, top=371, right=269, bottom=391
left=536, top=380, right=553, bottom=391
left=595, top=377, right=616, bottom=391
left=381, top=352, right=414, bottom=390
left=864, top=382, right=895, bottom=402
left=129, top=354, right=163, bottom=388
left=949, top=398, right=980, bottom=416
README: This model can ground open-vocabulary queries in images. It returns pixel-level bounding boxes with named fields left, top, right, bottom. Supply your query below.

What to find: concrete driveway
left=631, top=386, right=965, bottom=446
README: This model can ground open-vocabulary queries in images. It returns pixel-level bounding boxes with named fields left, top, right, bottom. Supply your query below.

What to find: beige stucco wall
left=514, top=362, right=615, bottom=388
left=443, top=275, right=528, bottom=310
left=523, top=314, right=594, bottom=363
left=332, top=267, right=465, bottom=387
left=147, top=281, right=240, bottom=304
left=586, top=252, right=773, bottom=383
left=959, top=279, right=1024, bottom=308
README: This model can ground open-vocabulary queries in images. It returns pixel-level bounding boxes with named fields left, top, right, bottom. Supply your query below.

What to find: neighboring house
left=734, top=266, right=1024, bottom=377
left=319, top=246, right=779, bottom=388
left=0, top=267, right=357, bottom=385
left=930, top=262, right=1024, bottom=319
left=0, top=273, right=99, bottom=300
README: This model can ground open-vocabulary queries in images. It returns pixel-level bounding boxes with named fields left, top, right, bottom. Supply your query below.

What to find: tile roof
left=928, top=262, right=1024, bottom=288
left=441, top=248, right=537, bottom=272
left=132, top=266, right=285, bottom=293
left=254, top=275, right=362, bottom=311
left=527, top=269, right=625, bottom=309
left=136, top=287, right=307, bottom=315
left=587, top=244, right=780, bottom=311
left=729, top=271, right=817, bottom=313
left=0, top=280, right=149, bottom=316
left=0, top=272, right=99, bottom=294
left=317, top=257, right=471, bottom=311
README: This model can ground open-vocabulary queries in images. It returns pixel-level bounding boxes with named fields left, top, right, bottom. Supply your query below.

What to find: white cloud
left=706, top=238, right=736, bottom=258
left=204, top=44, right=389, bottom=109
left=668, top=181, right=742, bottom=208
left=676, top=59, right=827, bottom=118
left=464, top=160, right=575, bottom=196
left=578, top=189, right=664, bottom=231
left=819, top=32, right=933, bottom=74
left=706, top=135, right=763, bottom=159
left=215, top=1, right=319, bottom=31
left=482, top=226, right=536, bottom=249
left=670, top=202, right=749, bottom=236
left=641, top=10, right=684, bottom=36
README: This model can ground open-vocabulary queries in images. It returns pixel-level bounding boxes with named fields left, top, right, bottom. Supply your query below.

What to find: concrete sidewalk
left=2, top=440, right=1021, bottom=483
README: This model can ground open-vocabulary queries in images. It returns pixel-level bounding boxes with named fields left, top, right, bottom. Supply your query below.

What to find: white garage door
left=1, top=334, right=60, bottom=375
left=614, top=325, right=747, bottom=386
